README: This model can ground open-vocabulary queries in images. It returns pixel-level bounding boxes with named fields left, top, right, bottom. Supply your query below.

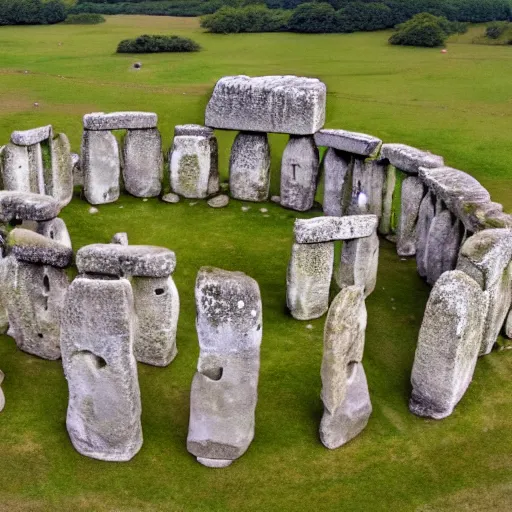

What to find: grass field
left=0, top=16, right=511, bottom=511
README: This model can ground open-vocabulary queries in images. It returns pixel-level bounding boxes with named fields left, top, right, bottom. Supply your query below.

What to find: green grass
left=0, top=17, right=511, bottom=511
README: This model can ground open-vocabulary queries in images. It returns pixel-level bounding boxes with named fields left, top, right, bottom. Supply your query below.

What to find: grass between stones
left=0, top=16, right=510, bottom=511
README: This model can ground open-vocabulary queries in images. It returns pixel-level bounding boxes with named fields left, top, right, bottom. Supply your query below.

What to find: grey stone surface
left=161, top=192, right=180, bottom=204
left=441, top=218, right=464, bottom=275
left=174, top=124, right=214, bottom=137
left=37, top=217, right=72, bottom=248
left=0, top=191, right=61, bottom=223
left=280, top=135, right=319, bottom=212
left=205, top=75, right=326, bottom=135
left=76, top=244, right=176, bottom=278
left=11, top=125, right=52, bottom=146
left=196, top=457, right=233, bottom=468
left=315, top=129, right=382, bottom=157
left=81, top=130, right=120, bottom=205
left=416, top=191, right=436, bottom=278
left=50, top=133, right=74, bottom=207
left=207, top=195, right=229, bottom=208
left=229, top=132, right=270, bottom=202
left=83, top=112, right=157, bottom=130
left=1, top=143, right=31, bottom=192
left=505, top=309, right=512, bottom=338
left=287, top=242, right=334, bottom=320
left=397, top=176, right=425, bottom=257
left=1, top=255, right=69, bottom=360
left=72, top=152, right=83, bottom=187
left=351, top=158, right=386, bottom=218
left=122, top=129, right=163, bottom=197
left=111, top=232, right=128, bottom=246
left=425, top=207, right=454, bottom=285
left=320, top=286, right=371, bottom=449
left=322, top=148, right=352, bottom=217
left=27, top=143, right=44, bottom=194
left=381, top=144, right=444, bottom=174
left=187, top=267, right=262, bottom=464
left=379, top=164, right=396, bottom=235
left=132, top=276, right=179, bottom=367
left=410, top=270, right=488, bottom=419
left=294, top=215, right=378, bottom=244
left=61, top=276, right=142, bottom=461
left=0, top=370, right=4, bottom=412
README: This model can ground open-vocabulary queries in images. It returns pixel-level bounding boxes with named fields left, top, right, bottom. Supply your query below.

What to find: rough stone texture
left=442, top=218, right=464, bottom=275
left=36, top=217, right=72, bottom=248
left=505, top=309, right=512, bottom=338
left=457, top=229, right=512, bottom=355
left=1, top=143, right=31, bottom=192
left=336, top=231, right=379, bottom=298
left=132, top=276, right=179, bottom=367
left=27, top=143, right=44, bottom=194
left=294, top=215, right=378, bottom=244
left=84, top=112, right=157, bottom=131
left=0, top=191, right=61, bottom=223
left=322, top=148, right=352, bottom=217
left=315, top=129, right=382, bottom=157
left=205, top=75, right=326, bottom=135
left=111, top=232, right=128, bottom=246
left=287, top=242, right=334, bottom=320
left=187, top=267, right=262, bottom=465
left=416, top=191, right=436, bottom=278
left=50, top=133, right=74, bottom=207
left=7, top=228, right=72, bottom=268
left=162, top=192, right=180, bottom=204
left=61, top=276, right=142, bottom=461
left=425, top=207, right=454, bottom=286
left=11, top=125, right=52, bottom=146
left=207, top=195, right=229, bottom=208
left=397, top=176, right=425, bottom=257
left=280, top=135, right=319, bottom=212
left=229, top=132, right=270, bottom=202
left=351, top=158, right=386, bottom=219
left=381, top=144, right=444, bottom=174
left=378, top=164, right=396, bottom=235
left=76, top=244, right=176, bottom=278
left=1, top=255, right=69, bottom=360
left=122, top=129, right=163, bottom=198
left=410, top=270, right=488, bottom=419
left=81, top=130, right=120, bottom=205
left=174, top=124, right=214, bottom=137
left=320, top=286, right=371, bottom=449
left=72, top=152, right=83, bottom=187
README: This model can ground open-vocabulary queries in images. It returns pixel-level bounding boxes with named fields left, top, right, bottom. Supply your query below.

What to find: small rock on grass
left=207, top=195, right=229, bottom=208
left=241, top=206, right=250, bottom=212
left=162, top=193, right=180, bottom=204
left=271, top=196, right=281, bottom=204
left=260, top=208, right=268, bottom=213
left=89, top=207, right=98, bottom=215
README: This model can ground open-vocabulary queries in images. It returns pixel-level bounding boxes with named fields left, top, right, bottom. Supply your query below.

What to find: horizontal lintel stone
left=314, top=129, right=382, bottom=157
left=381, top=143, right=443, bottom=174
left=11, top=125, right=53, bottom=146
left=294, top=215, right=378, bottom=243
left=174, top=124, right=214, bottom=137
left=0, top=191, right=61, bottom=222
left=83, top=112, right=158, bottom=131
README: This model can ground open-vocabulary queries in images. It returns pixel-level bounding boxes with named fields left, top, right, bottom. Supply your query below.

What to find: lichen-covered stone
left=37, top=217, right=72, bottom=248
left=416, top=191, right=436, bottom=278
left=76, top=244, right=176, bottom=277
left=187, top=267, right=262, bottom=466
left=280, top=135, right=319, bottom=212
left=351, top=158, right=386, bottom=219
left=315, top=129, right=381, bottom=157
left=83, top=112, right=157, bottom=130
left=1, top=143, right=31, bottom=192
left=61, top=276, right=142, bottom=461
left=111, top=232, right=128, bottom=246
left=205, top=75, right=326, bottom=135
left=410, top=270, right=488, bottom=419
left=0, top=191, right=61, bottom=223
left=122, top=129, right=163, bottom=198
left=81, top=130, right=120, bottom=205
left=425, top=207, right=453, bottom=285
left=50, top=133, right=74, bottom=207
left=287, top=242, right=334, bottom=320
left=207, top=195, right=229, bottom=208
left=294, top=215, right=378, bottom=244
left=322, top=148, right=351, bottom=217
left=381, top=144, right=444, bottom=174
left=379, top=164, right=396, bottom=235
left=11, top=125, right=52, bottom=146
left=320, top=286, right=371, bottom=449
left=397, top=176, right=425, bottom=257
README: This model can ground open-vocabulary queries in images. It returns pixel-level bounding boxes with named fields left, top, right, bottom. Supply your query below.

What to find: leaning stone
left=229, top=132, right=270, bottom=202
left=287, top=242, right=334, bottom=320
left=111, top=232, right=128, bottom=246
left=50, top=133, right=74, bottom=207
left=187, top=267, right=262, bottom=465
left=410, top=270, right=488, bottom=419
left=122, top=129, right=163, bottom=198
left=83, top=111, right=157, bottom=131
left=76, top=244, right=176, bottom=278
left=81, top=130, right=120, bottom=205
left=320, top=286, right=371, bottom=449
left=161, top=192, right=180, bottom=204
left=350, top=158, right=386, bottom=218
left=0, top=191, right=61, bottom=223
left=61, top=276, right=142, bottom=461
left=416, top=191, right=436, bottom=278
left=294, top=215, right=378, bottom=244
left=322, top=148, right=351, bottom=216
left=315, top=129, right=381, bottom=157
left=378, top=164, right=396, bottom=235
left=1, top=143, right=31, bottom=192
left=381, top=144, right=443, bottom=174
left=397, top=177, right=425, bottom=257
left=37, top=218, right=72, bottom=248
left=425, top=208, right=454, bottom=286
left=205, top=75, right=326, bottom=135
left=11, top=125, right=52, bottom=146
left=174, top=124, right=214, bottom=137
left=280, top=135, right=319, bottom=211
left=207, top=195, right=229, bottom=208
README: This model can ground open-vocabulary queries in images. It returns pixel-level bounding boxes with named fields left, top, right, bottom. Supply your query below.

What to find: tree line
left=0, top=0, right=67, bottom=25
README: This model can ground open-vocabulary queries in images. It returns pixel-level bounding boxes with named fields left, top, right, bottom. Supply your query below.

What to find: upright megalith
left=187, top=267, right=262, bottom=467
left=416, top=191, right=436, bottom=278
left=424, top=206, right=453, bottom=285
left=396, top=176, right=425, bottom=257
left=61, top=276, right=142, bottom=461
left=280, top=135, right=319, bottom=212
left=350, top=158, right=386, bottom=218
left=50, top=133, right=74, bottom=207
left=410, top=270, right=488, bottom=419
left=0, top=370, right=4, bottom=412
left=321, top=148, right=351, bottom=217
left=379, top=164, right=396, bottom=235
left=11, top=125, right=52, bottom=146
left=1, top=144, right=31, bottom=192
left=320, top=286, right=371, bottom=449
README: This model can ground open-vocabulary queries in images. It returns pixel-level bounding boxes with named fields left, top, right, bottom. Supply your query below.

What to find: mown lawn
left=0, top=17, right=510, bottom=511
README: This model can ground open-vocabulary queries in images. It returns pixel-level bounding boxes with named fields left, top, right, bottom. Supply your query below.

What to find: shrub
left=63, top=13, right=106, bottom=24
left=336, top=2, right=393, bottom=32
left=116, top=35, right=201, bottom=53
left=389, top=12, right=454, bottom=47
left=288, top=3, right=337, bottom=33
left=0, top=0, right=67, bottom=25
left=486, top=21, right=509, bottom=39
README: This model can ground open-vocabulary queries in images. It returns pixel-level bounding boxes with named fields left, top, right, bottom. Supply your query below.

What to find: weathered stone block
left=11, top=125, right=52, bottom=146
left=351, top=158, right=386, bottom=218
left=1, top=143, right=31, bottom=192
left=381, top=144, right=443, bottom=174
left=0, top=191, right=61, bottom=223
left=425, top=207, right=454, bottom=285
left=397, top=176, right=425, bottom=257
left=50, top=133, right=74, bottom=207
left=111, top=232, right=128, bottom=245
left=379, top=164, right=396, bottom=235
left=322, top=148, right=352, bottom=217
left=84, top=112, right=157, bottom=130
left=315, top=129, right=381, bottom=157
left=416, top=191, right=436, bottom=278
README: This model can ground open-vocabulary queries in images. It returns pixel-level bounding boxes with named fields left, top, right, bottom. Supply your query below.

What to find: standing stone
left=505, top=309, right=512, bottom=338
left=84, top=112, right=157, bottom=131
left=81, top=130, right=120, bottom=205
left=122, top=129, right=163, bottom=198
left=320, top=286, right=371, bottom=449
left=187, top=267, right=262, bottom=467
left=397, top=177, right=425, bottom=257
left=1, top=143, right=31, bottom=192
left=50, top=133, right=74, bottom=207
left=441, top=218, right=464, bottom=273
left=322, top=148, right=352, bottom=217
left=416, top=191, right=436, bottom=278
left=425, top=207, right=453, bottom=285
left=131, top=276, right=179, bottom=367
left=410, top=270, right=488, bottom=419
left=379, top=164, right=396, bottom=235
left=229, top=132, right=270, bottom=202
left=61, top=276, right=142, bottom=461
left=280, top=135, right=319, bottom=212
left=287, top=242, right=334, bottom=320
left=27, top=143, right=44, bottom=194
left=350, top=158, right=386, bottom=218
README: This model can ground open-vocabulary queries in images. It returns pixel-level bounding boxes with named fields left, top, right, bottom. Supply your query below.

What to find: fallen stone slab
left=0, top=191, right=61, bottom=223
left=27, top=143, right=44, bottom=194
left=76, top=243, right=176, bottom=277
left=397, top=176, right=425, bottom=257
left=205, top=75, right=326, bottom=135
left=83, top=112, right=157, bottom=130
left=314, top=129, right=381, bottom=157
left=294, top=215, right=378, bottom=244
left=322, top=148, right=352, bottom=217
left=381, top=144, right=443, bottom=174
left=425, top=208, right=454, bottom=286
left=11, top=125, right=52, bottom=146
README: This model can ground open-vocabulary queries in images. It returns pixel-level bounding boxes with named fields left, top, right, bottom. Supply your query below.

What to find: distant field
left=0, top=16, right=510, bottom=512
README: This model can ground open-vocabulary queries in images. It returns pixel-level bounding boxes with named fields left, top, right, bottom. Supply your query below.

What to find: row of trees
left=0, top=0, right=67, bottom=25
